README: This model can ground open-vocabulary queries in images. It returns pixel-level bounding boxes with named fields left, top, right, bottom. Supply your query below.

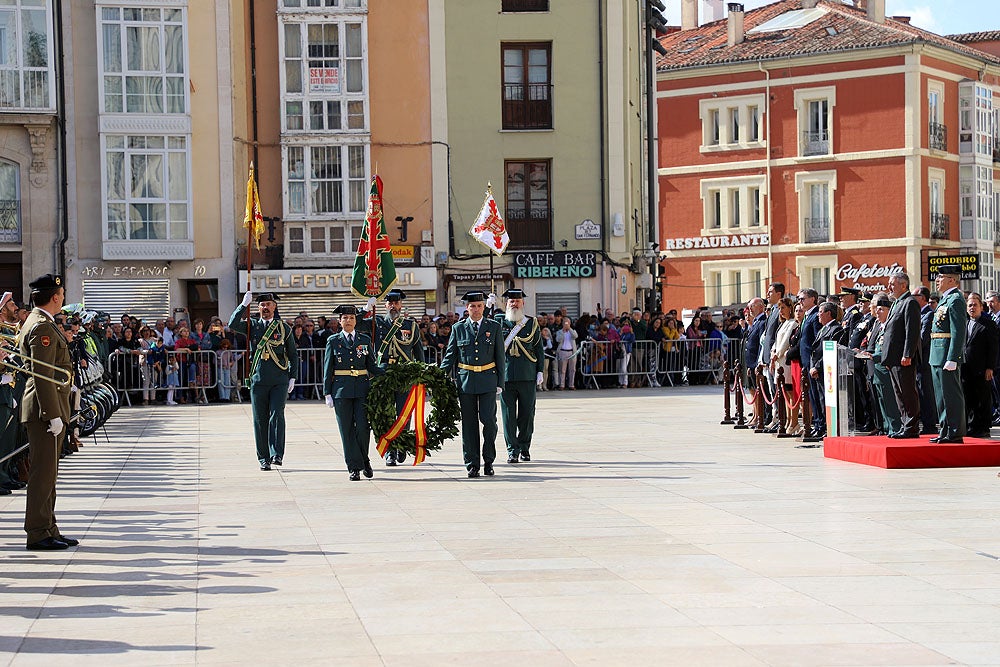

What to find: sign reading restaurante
left=663, top=233, right=770, bottom=250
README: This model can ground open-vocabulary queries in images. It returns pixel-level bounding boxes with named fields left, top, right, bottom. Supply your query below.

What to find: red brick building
left=655, top=0, right=1000, bottom=308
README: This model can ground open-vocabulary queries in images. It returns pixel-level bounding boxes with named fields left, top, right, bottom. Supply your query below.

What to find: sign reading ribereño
left=513, top=251, right=598, bottom=279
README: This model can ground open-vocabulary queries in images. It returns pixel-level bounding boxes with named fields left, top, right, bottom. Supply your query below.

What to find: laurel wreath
left=367, top=361, right=461, bottom=457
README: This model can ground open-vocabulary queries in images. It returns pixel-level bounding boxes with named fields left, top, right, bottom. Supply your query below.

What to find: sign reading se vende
left=927, top=254, right=979, bottom=280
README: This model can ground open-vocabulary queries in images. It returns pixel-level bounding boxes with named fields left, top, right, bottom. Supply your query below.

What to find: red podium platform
left=824, top=434, right=1000, bottom=469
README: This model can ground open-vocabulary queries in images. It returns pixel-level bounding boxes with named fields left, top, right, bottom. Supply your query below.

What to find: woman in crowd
left=291, top=323, right=309, bottom=400
left=217, top=338, right=238, bottom=402
left=117, top=326, right=143, bottom=401
left=782, top=302, right=806, bottom=436
left=137, top=327, right=159, bottom=405
left=769, top=297, right=798, bottom=433
left=191, top=319, right=214, bottom=404
left=172, top=325, right=197, bottom=405
left=618, top=320, right=635, bottom=388
left=540, top=325, right=555, bottom=391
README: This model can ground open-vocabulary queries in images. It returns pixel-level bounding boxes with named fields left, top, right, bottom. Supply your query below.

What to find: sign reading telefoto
left=512, top=251, right=598, bottom=279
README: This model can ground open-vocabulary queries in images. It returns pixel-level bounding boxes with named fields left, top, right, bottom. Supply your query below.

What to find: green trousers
left=931, top=364, right=966, bottom=439
left=459, top=392, right=497, bottom=472
left=250, top=381, right=287, bottom=464
left=500, top=381, right=537, bottom=458
left=335, top=397, right=371, bottom=472
left=24, top=421, right=60, bottom=544
left=872, top=364, right=901, bottom=435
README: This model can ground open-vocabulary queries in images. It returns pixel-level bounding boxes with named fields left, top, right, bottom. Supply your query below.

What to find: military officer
left=18, top=274, right=76, bottom=550
left=848, top=291, right=877, bottom=433
left=368, top=288, right=425, bottom=466
left=0, top=291, right=22, bottom=495
left=228, top=292, right=297, bottom=470
left=929, top=264, right=968, bottom=443
left=440, top=291, right=505, bottom=478
left=493, top=288, right=544, bottom=464
left=324, top=305, right=376, bottom=481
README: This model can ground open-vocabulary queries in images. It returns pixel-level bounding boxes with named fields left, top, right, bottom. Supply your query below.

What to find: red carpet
left=824, top=434, right=1000, bottom=469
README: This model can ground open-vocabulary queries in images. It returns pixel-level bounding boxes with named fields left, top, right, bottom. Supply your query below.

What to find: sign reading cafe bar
left=513, top=251, right=598, bottom=279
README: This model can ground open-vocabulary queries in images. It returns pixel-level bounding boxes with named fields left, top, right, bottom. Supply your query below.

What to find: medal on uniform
left=358, top=344, right=368, bottom=355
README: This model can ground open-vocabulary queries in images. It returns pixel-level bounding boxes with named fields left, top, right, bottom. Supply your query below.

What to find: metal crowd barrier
left=109, top=349, right=241, bottom=406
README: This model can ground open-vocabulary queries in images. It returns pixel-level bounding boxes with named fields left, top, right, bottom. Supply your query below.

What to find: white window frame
left=96, top=4, right=189, bottom=115
left=278, top=14, right=370, bottom=134
left=281, top=140, right=369, bottom=221
left=700, top=175, right=767, bottom=235
left=278, top=0, right=366, bottom=9
left=699, top=94, right=765, bottom=152
left=795, top=170, right=837, bottom=245
left=0, top=0, right=56, bottom=111
left=284, top=220, right=367, bottom=264
left=702, top=258, right=767, bottom=307
left=795, top=254, right=838, bottom=295
left=100, top=133, right=193, bottom=244
left=928, top=166, right=946, bottom=239
left=794, top=86, right=836, bottom=158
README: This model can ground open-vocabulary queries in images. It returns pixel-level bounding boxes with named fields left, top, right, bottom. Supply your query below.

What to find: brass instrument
left=0, top=321, right=19, bottom=333
left=0, top=331, right=73, bottom=388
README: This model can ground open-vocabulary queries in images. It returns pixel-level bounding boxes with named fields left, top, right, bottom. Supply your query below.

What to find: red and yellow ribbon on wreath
left=376, top=383, right=429, bottom=465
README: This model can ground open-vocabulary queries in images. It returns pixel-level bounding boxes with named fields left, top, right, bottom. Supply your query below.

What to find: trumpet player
left=19, top=274, right=76, bottom=551
left=0, top=291, right=23, bottom=495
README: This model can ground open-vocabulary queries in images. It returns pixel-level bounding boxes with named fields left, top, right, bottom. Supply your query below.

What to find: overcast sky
left=660, top=0, right=996, bottom=36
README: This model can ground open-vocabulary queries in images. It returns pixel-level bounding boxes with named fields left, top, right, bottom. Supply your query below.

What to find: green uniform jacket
left=17, top=309, right=73, bottom=424
left=929, top=288, right=967, bottom=366
left=440, top=317, right=505, bottom=393
left=228, top=305, right=297, bottom=384
left=372, top=315, right=425, bottom=372
left=494, top=314, right=545, bottom=382
left=323, top=331, right=376, bottom=398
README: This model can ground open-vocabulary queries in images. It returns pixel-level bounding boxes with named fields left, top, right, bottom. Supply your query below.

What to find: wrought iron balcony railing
left=929, top=122, right=947, bottom=151
left=802, top=130, right=829, bottom=156
left=502, top=84, right=552, bottom=130
left=930, top=212, right=949, bottom=240
left=0, top=199, right=20, bottom=243
left=505, top=207, right=552, bottom=249
left=804, top=217, right=830, bottom=243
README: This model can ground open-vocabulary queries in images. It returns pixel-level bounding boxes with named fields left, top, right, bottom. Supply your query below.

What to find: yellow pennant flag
left=243, top=162, right=265, bottom=250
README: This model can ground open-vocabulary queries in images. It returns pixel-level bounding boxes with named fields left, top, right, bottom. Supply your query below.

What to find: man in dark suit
left=759, top=283, right=785, bottom=423
left=985, top=290, right=1000, bottom=425
left=962, top=292, right=998, bottom=438
left=797, top=288, right=822, bottom=436
left=808, top=301, right=845, bottom=435
left=865, top=294, right=902, bottom=436
left=911, top=286, right=937, bottom=434
left=848, top=293, right=877, bottom=433
left=743, top=297, right=766, bottom=381
left=324, top=305, right=377, bottom=480
left=881, top=273, right=922, bottom=438
left=440, top=291, right=506, bottom=478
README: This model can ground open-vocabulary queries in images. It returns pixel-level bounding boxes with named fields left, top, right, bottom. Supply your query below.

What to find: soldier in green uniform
left=18, top=274, right=77, bottom=550
left=493, top=288, right=544, bottom=464
left=440, top=291, right=505, bottom=478
left=228, top=292, right=297, bottom=470
left=367, top=288, right=425, bottom=466
left=929, top=264, right=968, bottom=443
left=324, top=305, right=376, bottom=481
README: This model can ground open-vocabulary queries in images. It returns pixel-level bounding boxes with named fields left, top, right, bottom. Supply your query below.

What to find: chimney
left=891, top=15, right=911, bottom=24
left=867, top=0, right=885, bottom=23
left=704, top=0, right=725, bottom=22
left=682, top=0, right=698, bottom=30
left=727, top=3, right=745, bottom=46
left=801, top=0, right=819, bottom=8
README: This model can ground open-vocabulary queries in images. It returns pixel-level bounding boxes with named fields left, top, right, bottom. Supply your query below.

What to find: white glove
left=287, top=379, right=296, bottom=394
left=496, top=387, right=503, bottom=396
left=325, top=395, right=334, bottom=408
left=486, top=293, right=497, bottom=308
left=536, top=372, right=544, bottom=386
left=48, top=417, right=64, bottom=436
left=363, top=296, right=377, bottom=313
left=0, top=373, right=12, bottom=384
left=943, top=360, right=958, bottom=372
left=241, top=292, right=253, bottom=307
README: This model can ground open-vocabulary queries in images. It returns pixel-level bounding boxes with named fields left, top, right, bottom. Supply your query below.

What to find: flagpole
left=487, top=183, right=495, bottom=297
left=245, top=162, right=255, bottom=383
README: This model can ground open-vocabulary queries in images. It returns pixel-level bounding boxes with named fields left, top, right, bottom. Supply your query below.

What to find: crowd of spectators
left=35, top=301, right=749, bottom=406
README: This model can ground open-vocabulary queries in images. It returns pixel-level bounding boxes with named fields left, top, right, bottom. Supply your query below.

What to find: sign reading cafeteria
left=513, top=251, right=597, bottom=279
left=663, top=233, right=770, bottom=250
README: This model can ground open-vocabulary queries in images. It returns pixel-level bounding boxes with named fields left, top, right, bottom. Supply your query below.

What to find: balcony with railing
left=502, top=84, right=552, bottom=130
left=929, top=122, right=947, bottom=151
left=802, top=130, right=829, bottom=156
left=804, top=217, right=830, bottom=243
left=505, top=207, right=552, bottom=249
left=0, top=200, right=20, bottom=244
left=930, top=212, right=949, bottom=240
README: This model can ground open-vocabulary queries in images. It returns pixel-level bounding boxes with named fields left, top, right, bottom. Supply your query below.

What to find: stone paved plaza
left=2, top=386, right=1000, bottom=666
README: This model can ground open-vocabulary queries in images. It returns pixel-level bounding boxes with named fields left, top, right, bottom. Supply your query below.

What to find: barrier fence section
left=109, top=337, right=750, bottom=404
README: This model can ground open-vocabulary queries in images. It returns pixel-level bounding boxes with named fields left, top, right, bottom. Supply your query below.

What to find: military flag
left=469, top=185, right=510, bottom=256
left=351, top=174, right=397, bottom=300
left=243, top=162, right=265, bottom=250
